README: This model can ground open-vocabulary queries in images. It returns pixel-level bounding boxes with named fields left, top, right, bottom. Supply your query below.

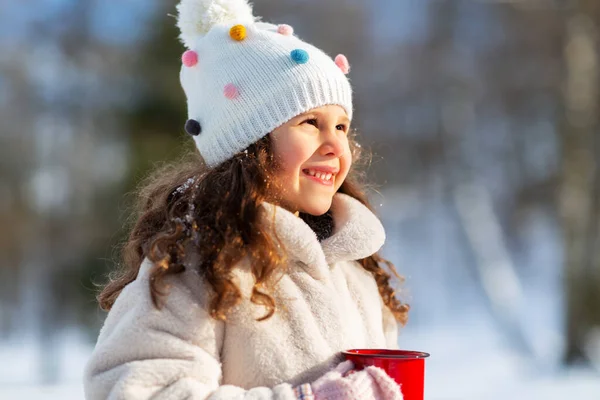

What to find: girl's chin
left=296, top=198, right=334, bottom=216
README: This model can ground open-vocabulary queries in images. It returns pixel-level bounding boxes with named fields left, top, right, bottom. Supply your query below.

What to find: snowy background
left=2, top=0, right=600, bottom=399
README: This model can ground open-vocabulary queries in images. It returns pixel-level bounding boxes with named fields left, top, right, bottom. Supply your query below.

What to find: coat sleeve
left=83, top=258, right=296, bottom=400
left=380, top=296, right=400, bottom=350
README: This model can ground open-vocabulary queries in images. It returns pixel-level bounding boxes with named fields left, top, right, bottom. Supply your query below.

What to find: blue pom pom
left=290, top=49, right=309, bottom=64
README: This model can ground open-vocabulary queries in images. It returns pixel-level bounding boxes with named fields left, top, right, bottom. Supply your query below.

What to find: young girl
left=83, top=0, right=410, bottom=399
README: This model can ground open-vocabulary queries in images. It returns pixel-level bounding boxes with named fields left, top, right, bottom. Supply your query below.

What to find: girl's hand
left=343, top=367, right=358, bottom=378
left=309, top=360, right=403, bottom=400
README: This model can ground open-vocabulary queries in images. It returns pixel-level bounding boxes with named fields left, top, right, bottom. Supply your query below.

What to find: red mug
left=342, top=349, right=430, bottom=400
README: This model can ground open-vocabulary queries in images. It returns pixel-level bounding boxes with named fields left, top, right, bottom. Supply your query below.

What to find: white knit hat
left=176, top=0, right=353, bottom=168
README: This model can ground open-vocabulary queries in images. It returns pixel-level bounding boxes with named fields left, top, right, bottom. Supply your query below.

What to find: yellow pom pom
left=229, top=24, right=247, bottom=41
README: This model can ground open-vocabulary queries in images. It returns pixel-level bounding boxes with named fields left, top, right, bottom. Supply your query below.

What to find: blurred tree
left=559, top=0, right=600, bottom=365
left=0, top=0, right=144, bottom=382
left=78, top=0, right=192, bottom=336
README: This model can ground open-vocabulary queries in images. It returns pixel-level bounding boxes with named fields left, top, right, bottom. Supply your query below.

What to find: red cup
left=342, top=349, right=430, bottom=400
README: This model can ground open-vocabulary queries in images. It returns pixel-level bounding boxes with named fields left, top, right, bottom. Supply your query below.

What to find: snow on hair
left=176, top=0, right=257, bottom=48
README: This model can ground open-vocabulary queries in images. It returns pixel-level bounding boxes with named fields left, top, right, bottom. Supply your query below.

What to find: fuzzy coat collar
left=260, top=192, right=386, bottom=280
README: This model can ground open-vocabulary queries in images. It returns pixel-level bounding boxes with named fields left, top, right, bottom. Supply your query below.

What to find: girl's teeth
left=304, top=169, right=334, bottom=181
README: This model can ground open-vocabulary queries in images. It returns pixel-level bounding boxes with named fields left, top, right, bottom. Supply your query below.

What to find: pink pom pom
left=335, top=54, right=350, bottom=74
left=182, top=50, right=198, bottom=67
left=277, top=24, right=294, bottom=36
left=224, top=83, right=239, bottom=99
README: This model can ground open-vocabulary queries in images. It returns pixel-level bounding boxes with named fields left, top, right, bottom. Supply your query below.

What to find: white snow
left=1, top=321, right=598, bottom=399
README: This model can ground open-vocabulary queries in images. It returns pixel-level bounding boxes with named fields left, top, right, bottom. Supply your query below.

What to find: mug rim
left=343, top=349, right=430, bottom=359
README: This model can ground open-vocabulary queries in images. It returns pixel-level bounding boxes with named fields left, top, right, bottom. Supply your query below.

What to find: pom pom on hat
left=185, top=119, right=202, bottom=136
left=335, top=54, right=350, bottom=74
left=176, top=0, right=256, bottom=48
left=291, top=49, right=309, bottom=64
left=182, top=50, right=198, bottom=67
left=229, top=24, right=247, bottom=41
left=277, top=24, right=294, bottom=36
left=223, top=83, right=240, bottom=99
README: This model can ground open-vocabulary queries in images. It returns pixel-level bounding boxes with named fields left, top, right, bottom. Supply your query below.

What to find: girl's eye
left=301, top=118, right=347, bottom=132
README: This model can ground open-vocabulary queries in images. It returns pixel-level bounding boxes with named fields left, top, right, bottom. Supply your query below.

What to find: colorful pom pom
left=290, top=49, right=309, bottom=64
left=176, top=0, right=254, bottom=48
left=229, top=24, right=247, bottom=41
left=224, top=83, right=239, bottom=99
left=185, top=119, right=201, bottom=136
left=182, top=50, right=198, bottom=67
left=277, top=24, right=294, bottom=36
left=335, top=54, right=350, bottom=74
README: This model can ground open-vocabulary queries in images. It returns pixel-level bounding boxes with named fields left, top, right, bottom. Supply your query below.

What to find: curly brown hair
left=98, top=131, right=410, bottom=325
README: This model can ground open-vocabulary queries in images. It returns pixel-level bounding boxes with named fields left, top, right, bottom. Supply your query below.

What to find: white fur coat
left=83, top=192, right=400, bottom=399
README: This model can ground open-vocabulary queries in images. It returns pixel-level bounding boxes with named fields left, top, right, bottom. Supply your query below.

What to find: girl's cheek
left=337, top=152, right=352, bottom=186
left=273, top=141, right=301, bottom=172
left=342, top=145, right=352, bottom=170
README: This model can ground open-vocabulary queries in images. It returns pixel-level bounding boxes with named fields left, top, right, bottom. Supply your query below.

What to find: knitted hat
left=176, top=0, right=354, bottom=168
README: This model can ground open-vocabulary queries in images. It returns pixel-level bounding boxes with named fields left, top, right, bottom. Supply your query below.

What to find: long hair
left=98, top=131, right=410, bottom=325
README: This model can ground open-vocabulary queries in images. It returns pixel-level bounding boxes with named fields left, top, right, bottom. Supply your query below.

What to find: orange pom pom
left=229, top=24, right=247, bottom=41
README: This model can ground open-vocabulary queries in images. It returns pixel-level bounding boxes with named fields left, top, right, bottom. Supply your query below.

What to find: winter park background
left=1, top=0, right=600, bottom=398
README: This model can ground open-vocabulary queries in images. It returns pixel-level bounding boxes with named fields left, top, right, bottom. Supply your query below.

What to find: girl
left=83, top=0, right=410, bottom=399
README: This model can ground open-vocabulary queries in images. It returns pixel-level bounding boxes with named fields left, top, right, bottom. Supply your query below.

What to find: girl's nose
left=320, top=126, right=346, bottom=157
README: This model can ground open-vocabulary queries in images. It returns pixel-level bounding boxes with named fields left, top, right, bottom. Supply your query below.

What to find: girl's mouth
left=302, top=169, right=335, bottom=186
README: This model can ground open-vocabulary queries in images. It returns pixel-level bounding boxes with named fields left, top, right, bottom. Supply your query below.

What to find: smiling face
left=268, top=105, right=352, bottom=216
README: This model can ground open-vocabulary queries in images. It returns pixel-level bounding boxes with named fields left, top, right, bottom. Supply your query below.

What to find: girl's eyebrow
left=297, top=112, right=349, bottom=123
left=302, top=112, right=348, bottom=120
